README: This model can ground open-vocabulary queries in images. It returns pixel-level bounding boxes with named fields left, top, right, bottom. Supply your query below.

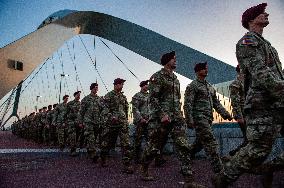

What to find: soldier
left=34, top=108, right=42, bottom=143
left=66, top=91, right=81, bottom=156
left=141, top=51, right=203, bottom=188
left=49, top=104, right=58, bottom=145
left=53, top=95, right=69, bottom=151
left=41, top=106, right=48, bottom=144
left=100, top=78, right=134, bottom=174
left=184, top=62, right=232, bottom=175
left=79, top=83, right=104, bottom=162
left=132, top=80, right=150, bottom=163
left=213, top=3, right=284, bottom=187
left=228, top=65, right=247, bottom=156
left=43, top=105, right=53, bottom=145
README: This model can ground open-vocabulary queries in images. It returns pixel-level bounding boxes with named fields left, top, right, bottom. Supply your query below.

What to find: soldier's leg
left=154, top=126, right=169, bottom=167
left=119, top=122, right=134, bottom=174
left=213, top=111, right=281, bottom=187
left=84, top=123, right=99, bottom=162
left=67, top=122, right=77, bottom=156
left=195, top=119, right=223, bottom=174
left=100, top=127, right=119, bottom=166
left=171, top=120, right=205, bottom=188
left=141, top=120, right=162, bottom=180
left=229, top=122, right=248, bottom=156
left=57, top=124, right=65, bottom=150
left=133, top=122, right=144, bottom=163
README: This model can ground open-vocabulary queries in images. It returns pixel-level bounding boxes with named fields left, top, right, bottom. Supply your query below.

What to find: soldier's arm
left=52, top=106, right=58, bottom=125
left=212, top=87, right=231, bottom=120
left=229, top=83, right=243, bottom=120
left=237, top=38, right=284, bottom=93
left=124, top=96, right=129, bottom=118
left=78, top=98, right=87, bottom=123
left=132, top=95, right=142, bottom=122
left=184, top=83, right=195, bottom=124
left=149, top=74, right=165, bottom=119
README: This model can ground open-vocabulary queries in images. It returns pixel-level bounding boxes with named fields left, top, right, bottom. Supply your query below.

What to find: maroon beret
left=73, top=91, right=81, bottom=97
left=194, top=62, right=207, bottom=73
left=161, top=51, right=175, bottom=65
left=113, top=78, right=126, bottom=85
left=242, top=3, right=267, bottom=29
left=63, top=95, right=69, bottom=100
left=139, top=80, right=149, bottom=87
left=90, top=83, right=98, bottom=90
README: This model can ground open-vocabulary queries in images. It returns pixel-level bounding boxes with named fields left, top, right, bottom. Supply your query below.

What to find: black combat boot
left=183, top=176, right=205, bottom=188
left=122, top=163, right=134, bottom=174
left=141, top=164, right=154, bottom=181
left=261, top=172, right=273, bottom=188
left=211, top=173, right=229, bottom=188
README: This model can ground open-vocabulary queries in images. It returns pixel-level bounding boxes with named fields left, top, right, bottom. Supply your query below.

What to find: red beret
left=242, top=3, right=267, bottom=29
left=161, top=51, right=175, bottom=65
left=139, top=80, right=149, bottom=87
left=90, top=83, right=98, bottom=90
left=194, top=62, right=207, bottom=73
left=113, top=78, right=126, bottom=85
left=63, top=95, right=69, bottom=100
left=73, top=91, right=81, bottom=97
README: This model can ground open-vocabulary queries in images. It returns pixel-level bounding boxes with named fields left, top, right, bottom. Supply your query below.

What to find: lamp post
left=59, top=74, right=69, bottom=103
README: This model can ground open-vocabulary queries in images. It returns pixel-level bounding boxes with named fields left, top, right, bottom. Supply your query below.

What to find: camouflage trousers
left=67, top=122, right=77, bottom=149
left=42, top=126, right=50, bottom=144
left=84, top=122, right=101, bottom=158
left=100, top=121, right=132, bottom=164
left=190, top=119, right=223, bottom=173
left=57, top=123, right=67, bottom=147
left=223, top=109, right=283, bottom=183
left=133, top=122, right=149, bottom=160
left=49, top=124, right=57, bottom=145
left=141, top=118, right=193, bottom=177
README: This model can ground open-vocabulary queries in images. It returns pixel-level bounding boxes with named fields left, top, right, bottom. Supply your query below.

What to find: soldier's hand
left=236, top=118, right=244, bottom=124
left=79, top=124, right=84, bottom=128
left=161, top=114, right=171, bottom=125
left=140, top=118, right=147, bottom=124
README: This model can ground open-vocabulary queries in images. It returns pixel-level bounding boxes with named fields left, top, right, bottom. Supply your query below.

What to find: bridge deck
left=0, top=131, right=283, bottom=188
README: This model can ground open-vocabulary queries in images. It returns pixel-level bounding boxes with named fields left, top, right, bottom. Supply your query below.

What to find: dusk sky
left=1, top=0, right=284, bottom=119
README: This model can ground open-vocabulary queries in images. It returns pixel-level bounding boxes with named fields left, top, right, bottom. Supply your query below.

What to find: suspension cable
left=99, top=38, right=140, bottom=82
left=78, top=35, right=109, bottom=92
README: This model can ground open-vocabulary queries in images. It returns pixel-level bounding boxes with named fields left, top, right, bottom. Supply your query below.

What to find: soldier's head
left=139, top=80, right=149, bottom=92
left=73, top=91, right=81, bottom=101
left=63, top=95, right=69, bottom=103
left=194, top=62, right=208, bottom=78
left=161, top=51, right=176, bottom=70
left=48, top=105, right=52, bottom=110
left=53, top=103, right=58, bottom=108
left=42, top=106, right=47, bottom=112
left=39, top=108, right=42, bottom=113
left=90, top=83, right=98, bottom=95
left=113, top=78, right=126, bottom=92
left=242, top=3, right=269, bottom=30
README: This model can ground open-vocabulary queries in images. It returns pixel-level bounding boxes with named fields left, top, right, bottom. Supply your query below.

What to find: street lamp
left=35, top=95, right=42, bottom=112
left=59, top=74, right=69, bottom=103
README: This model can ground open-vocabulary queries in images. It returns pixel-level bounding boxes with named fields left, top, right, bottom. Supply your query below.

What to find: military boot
left=154, top=156, right=166, bottom=167
left=141, top=164, right=154, bottom=181
left=100, top=155, right=108, bottom=167
left=69, top=148, right=78, bottom=157
left=183, top=176, right=205, bottom=188
left=261, top=172, right=273, bottom=188
left=211, top=173, right=229, bottom=188
left=122, top=163, right=134, bottom=174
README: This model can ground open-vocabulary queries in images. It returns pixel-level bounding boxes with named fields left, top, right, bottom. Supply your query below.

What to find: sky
left=1, top=0, right=284, bottom=120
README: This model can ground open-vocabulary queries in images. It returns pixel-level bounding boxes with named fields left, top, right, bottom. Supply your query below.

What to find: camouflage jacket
left=131, top=91, right=150, bottom=124
left=79, top=93, right=105, bottom=124
left=229, top=74, right=245, bottom=120
left=46, top=110, right=54, bottom=125
left=184, top=78, right=231, bottom=123
left=66, top=99, right=81, bottom=124
left=237, top=31, right=284, bottom=110
left=40, top=111, right=48, bottom=126
left=33, top=113, right=42, bottom=127
left=149, top=68, right=183, bottom=120
left=52, top=102, right=68, bottom=124
left=104, top=90, right=128, bottom=121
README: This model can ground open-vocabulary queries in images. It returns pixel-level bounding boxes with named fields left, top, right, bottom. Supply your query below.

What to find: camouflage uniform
left=184, top=78, right=231, bottom=173
left=220, top=31, right=284, bottom=183
left=100, top=90, right=132, bottom=166
left=66, top=99, right=81, bottom=151
left=79, top=93, right=104, bottom=160
left=132, top=90, right=150, bottom=162
left=46, top=109, right=56, bottom=145
left=52, top=103, right=68, bottom=148
left=141, top=68, right=193, bottom=178
left=229, top=74, right=248, bottom=156
left=41, top=110, right=48, bottom=144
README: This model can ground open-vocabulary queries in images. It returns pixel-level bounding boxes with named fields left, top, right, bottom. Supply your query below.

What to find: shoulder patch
left=240, top=34, right=257, bottom=46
